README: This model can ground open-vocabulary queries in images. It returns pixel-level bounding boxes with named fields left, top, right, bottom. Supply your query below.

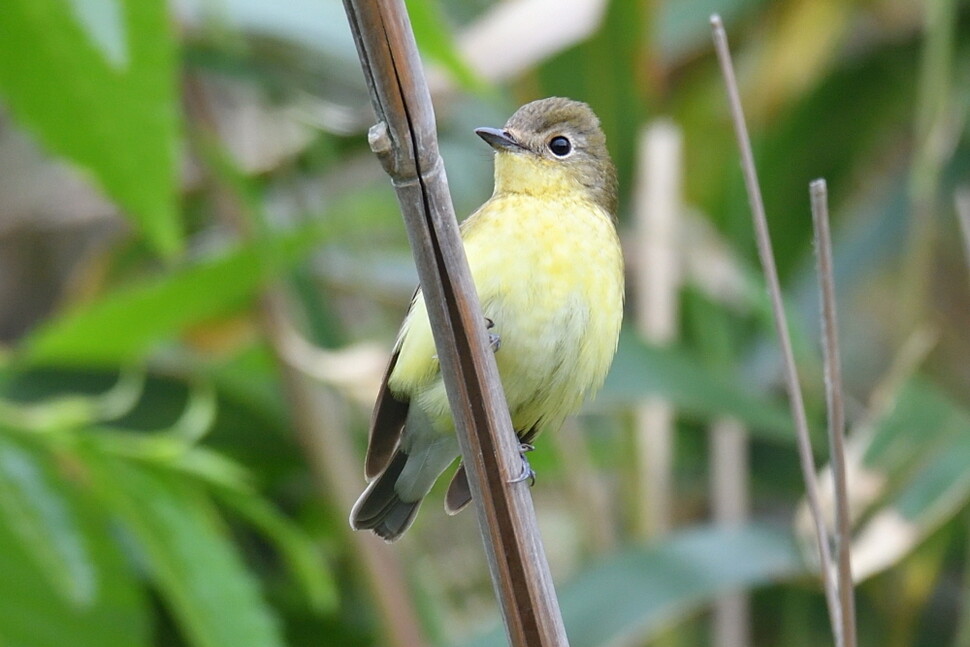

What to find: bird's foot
left=485, top=317, right=501, bottom=352
left=509, top=443, right=536, bottom=486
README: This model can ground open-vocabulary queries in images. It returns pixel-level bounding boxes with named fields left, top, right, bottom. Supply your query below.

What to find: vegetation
left=0, top=1, right=967, bottom=646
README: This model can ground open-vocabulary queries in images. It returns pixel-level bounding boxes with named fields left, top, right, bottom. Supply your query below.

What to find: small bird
left=350, top=97, right=624, bottom=541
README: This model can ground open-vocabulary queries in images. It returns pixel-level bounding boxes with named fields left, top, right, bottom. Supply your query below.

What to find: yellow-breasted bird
left=350, top=97, right=624, bottom=541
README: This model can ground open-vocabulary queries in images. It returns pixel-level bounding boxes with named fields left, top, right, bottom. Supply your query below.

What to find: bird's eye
left=548, top=136, right=572, bottom=157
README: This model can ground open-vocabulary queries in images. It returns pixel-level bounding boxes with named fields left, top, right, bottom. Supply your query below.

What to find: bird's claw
left=509, top=443, right=536, bottom=485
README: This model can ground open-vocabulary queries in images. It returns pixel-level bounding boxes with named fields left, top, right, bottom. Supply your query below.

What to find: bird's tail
left=349, top=451, right=421, bottom=541
left=351, top=430, right=460, bottom=541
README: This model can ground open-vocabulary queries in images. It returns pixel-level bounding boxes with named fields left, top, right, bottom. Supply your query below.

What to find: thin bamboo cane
left=341, top=2, right=568, bottom=644
left=710, top=14, right=845, bottom=645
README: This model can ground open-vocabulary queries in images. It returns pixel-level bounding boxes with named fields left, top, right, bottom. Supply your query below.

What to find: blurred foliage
left=0, top=0, right=181, bottom=257
left=0, top=0, right=968, bottom=646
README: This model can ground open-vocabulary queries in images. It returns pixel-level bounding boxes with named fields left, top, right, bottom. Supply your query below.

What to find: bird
left=350, top=97, right=624, bottom=541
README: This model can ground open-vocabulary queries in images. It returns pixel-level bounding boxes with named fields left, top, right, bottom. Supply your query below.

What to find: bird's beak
left=475, top=127, right=522, bottom=152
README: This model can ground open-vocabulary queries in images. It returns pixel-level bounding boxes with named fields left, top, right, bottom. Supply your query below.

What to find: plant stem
left=710, top=14, right=843, bottom=645
left=811, top=179, right=856, bottom=647
left=341, top=2, right=568, bottom=644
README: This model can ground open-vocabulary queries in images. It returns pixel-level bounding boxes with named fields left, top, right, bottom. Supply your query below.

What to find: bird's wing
left=364, top=345, right=410, bottom=480
left=364, top=290, right=421, bottom=481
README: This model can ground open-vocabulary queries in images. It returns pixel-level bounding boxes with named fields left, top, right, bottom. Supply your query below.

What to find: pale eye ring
left=548, top=135, right=572, bottom=157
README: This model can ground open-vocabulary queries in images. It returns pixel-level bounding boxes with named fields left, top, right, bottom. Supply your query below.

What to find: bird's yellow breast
left=389, top=191, right=624, bottom=436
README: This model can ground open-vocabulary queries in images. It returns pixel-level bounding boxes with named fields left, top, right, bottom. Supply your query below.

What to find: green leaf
left=863, top=378, right=969, bottom=474
left=744, top=40, right=917, bottom=279
left=0, top=435, right=95, bottom=605
left=807, top=378, right=970, bottom=580
left=0, top=0, right=180, bottom=257
left=214, top=488, right=338, bottom=612
left=86, top=454, right=286, bottom=647
left=66, top=0, right=129, bottom=67
left=0, top=369, right=144, bottom=433
left=600, top=330, right=793, bottom=439
left=405, top=0, right=483, bottom=91
left=0, top=436, right=149, bottom=647
left=454, top=523, right=805, bottom=647
left=20, top=221, right=330, bottom=366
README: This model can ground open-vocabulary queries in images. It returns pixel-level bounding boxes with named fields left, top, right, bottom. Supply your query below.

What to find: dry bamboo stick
left=811, top=179, right=857, bottom=647
left=633, top=120, right=682, bottom=538
left=710, top=14, right=844, bottom=645
left=341, top=2, right=568, bottom=644
left=710, top=417, right=750, bottom=647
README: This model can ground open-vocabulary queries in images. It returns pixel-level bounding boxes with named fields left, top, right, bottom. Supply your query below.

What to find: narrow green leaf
left=0, top=0, right=180, bottom=257
left=0, top=463, right=149, bottom=647
left=87, top=454, right=286, bottom=647
left=821, top=378, right=970, bottom=579
left=215, top=488, right=338, bottom=612
left=21, top=221, right=329, bottom=365
left=454, top=523, right=805, bottom=647
left=0, top=435, right=95, bottom=605
left=894, top=438, right=970, bottom=522
left=863, top=378, right=970, bottom=474
left=600, top=330, right=793, bottom=439
left=0, top=369, right=145, bottom=433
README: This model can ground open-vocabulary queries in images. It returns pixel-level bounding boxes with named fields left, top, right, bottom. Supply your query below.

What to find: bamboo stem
left=553, top=419, right=616, bottom=553
left=710, top=417, right=750, bottom=647
left=811, top=179, right=857, bottom=647
left=633, top=120, right=682, bottom=538
left=341, top=2, right=568, bottom=645
left=710, top=14, right=843, bottom=645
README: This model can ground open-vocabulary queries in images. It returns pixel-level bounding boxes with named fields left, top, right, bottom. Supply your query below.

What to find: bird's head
left=475, top=97, right=617, bottom=216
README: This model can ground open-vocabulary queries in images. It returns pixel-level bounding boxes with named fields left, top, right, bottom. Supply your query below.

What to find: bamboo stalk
left=710, top=417, right=750, bottom=647
left=709, top=14, right=844, bottom=645
left=553, top=419, right=616, bottom=553
left=633, top=120, right=682, bottom=538
left=341, top=2, right=568, bottom=645
left=810, top=179, right=856, bottom=647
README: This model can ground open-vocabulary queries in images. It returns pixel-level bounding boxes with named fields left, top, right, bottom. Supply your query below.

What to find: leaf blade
left=0, top=435, right=96, bottom=605
left=0, top=434, right=150, bottom=647
left=455, top=523, right=805, bottom=647
left=600, top=330, right=793, bottom=439
left=86, top=454, right=286, bottom=647
left=21, top=221, right=328, bottom=365
left=0, top=0, right=180, bottom=256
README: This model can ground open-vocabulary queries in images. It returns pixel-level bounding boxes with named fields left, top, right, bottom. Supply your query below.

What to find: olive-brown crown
left=501, top=97, right=617, bottom=215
